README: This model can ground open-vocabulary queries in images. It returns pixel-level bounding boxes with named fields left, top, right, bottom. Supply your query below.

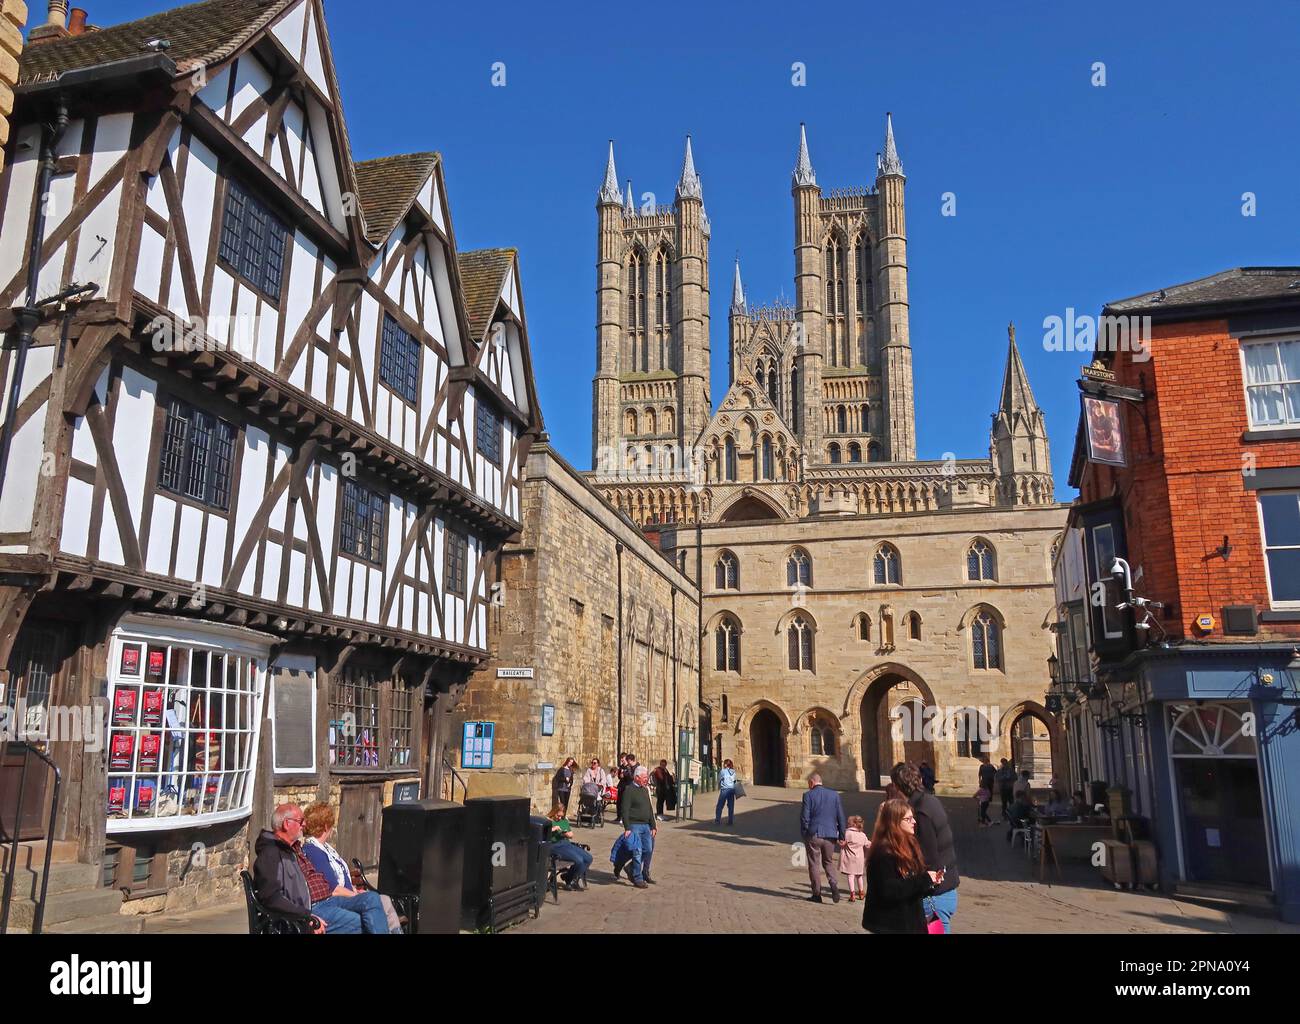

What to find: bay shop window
left=107, top=620, right=268, bottom=833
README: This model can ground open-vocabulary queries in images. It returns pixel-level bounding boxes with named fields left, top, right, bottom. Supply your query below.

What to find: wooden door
left=0, top=623, right=63, bottom=842
left=336, top=783, right=383, bottom=868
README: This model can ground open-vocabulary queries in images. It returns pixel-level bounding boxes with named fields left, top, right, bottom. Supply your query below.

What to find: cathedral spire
left=793, top=122, right=816, bottom=187
left=731, top=257, right=746, bottom=313
left=999, top=322, right=1040, bottom=418
left=677, top=135, right=703, bottom=201
left=877, top=112, right=904, bottom=178
left=599, top=140, right=621, bottom=205
left=624, top=179, right=634, bottom=215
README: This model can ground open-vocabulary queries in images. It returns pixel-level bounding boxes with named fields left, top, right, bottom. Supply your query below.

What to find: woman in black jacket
left=861, top=798, right=941, bottom=934
left=551, top=757, right=577, bottom=814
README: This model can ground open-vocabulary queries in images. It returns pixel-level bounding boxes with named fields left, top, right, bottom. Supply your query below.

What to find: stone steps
left=5, top=882, right=126, bottom=932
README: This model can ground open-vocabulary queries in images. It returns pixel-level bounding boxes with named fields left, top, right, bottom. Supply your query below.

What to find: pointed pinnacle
left=677, top=135, right=702, bottom=200
left=878, top=112, right=904, bottom=178
left=731, top=258, right=745, bottom=312
left=999, top=320, right=1039, bottom=416
left=599, top=140, right=621, bottom=205
left=793, top=122, right=816, bottom=187
left=625, top=179, right=635, bottom=215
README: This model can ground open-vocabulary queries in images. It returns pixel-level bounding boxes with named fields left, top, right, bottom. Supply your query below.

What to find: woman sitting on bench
left=548, top=808, right=593, bottom=891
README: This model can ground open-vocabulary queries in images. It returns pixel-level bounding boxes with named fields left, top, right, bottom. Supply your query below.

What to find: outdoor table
left=1038, top=821, right=1113, bottom=881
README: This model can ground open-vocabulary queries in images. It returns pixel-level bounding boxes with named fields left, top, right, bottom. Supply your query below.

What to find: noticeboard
left=461, top=721, right=495, bottom=769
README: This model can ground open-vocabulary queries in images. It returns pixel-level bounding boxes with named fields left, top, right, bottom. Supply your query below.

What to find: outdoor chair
left=351, top=857, right=418, bottom=935
left=239, top=870, right=315, bottom=935
left=546, top=842, right=591, bottom=904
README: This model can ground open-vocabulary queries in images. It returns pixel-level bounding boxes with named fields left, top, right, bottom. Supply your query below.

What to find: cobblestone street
left=512, top=786, right=1299, bottom=935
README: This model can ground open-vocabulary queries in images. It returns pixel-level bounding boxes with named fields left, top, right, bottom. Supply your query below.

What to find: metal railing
left=0, top=742, right=62, bottom=935
left=441, top=756, right=467, bottom=804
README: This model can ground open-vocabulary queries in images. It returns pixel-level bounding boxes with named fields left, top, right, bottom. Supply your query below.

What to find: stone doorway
left=858, top=671, right=935, bottom=789
left=749, top=707, right=786, bottom=787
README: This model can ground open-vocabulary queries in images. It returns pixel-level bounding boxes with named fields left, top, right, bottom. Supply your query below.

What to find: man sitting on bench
left=253, top=802, right=391, bottom=934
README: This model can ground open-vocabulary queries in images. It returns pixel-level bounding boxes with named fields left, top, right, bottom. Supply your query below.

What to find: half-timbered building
left=0, top=0, right=541, bottom=923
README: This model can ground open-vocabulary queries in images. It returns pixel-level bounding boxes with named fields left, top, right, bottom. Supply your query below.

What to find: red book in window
left=146, top=648, right=166, bottom=679
left=120, top=644, right=142, bottom=677
left=141, top=689, right=164, bottom=726
left=109, top=733, right=135, bottom=771
left=108, top=781, right=126, bottom=814
left=135, top=779, right=155, bottom=812
left=112, top=689, right=138, bottom=726
left=138, top=733, right=161, bottom=772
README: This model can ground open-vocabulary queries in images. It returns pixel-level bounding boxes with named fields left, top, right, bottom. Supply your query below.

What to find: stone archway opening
left=859, top=673, right=935, bottom=789
left=749, top=707, right=786, bottom=787
left=1010, top=711, right=1054, bottom=786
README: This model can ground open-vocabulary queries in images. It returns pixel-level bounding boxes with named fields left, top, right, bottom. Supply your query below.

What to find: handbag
left=732, top=779, right=747, bottom=799
left=926, top=914, right=946, bottom=935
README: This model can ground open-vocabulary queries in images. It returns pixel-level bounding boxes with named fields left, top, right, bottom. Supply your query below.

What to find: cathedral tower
left=591, top=139, right=711, bottom=474
left=991, top=324, right=1054, bottom=505
left=875, top=113, right=916, bottom=461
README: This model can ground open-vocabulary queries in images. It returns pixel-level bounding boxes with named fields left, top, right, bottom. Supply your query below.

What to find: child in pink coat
left=838, top=815, right=871, bottom=902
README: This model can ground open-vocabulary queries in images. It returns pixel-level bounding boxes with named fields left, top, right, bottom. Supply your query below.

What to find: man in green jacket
left=621, top=765, right=658, bottom=889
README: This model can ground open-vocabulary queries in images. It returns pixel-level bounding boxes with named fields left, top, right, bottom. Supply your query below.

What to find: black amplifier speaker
left=378, top=798, right=465, bottom=934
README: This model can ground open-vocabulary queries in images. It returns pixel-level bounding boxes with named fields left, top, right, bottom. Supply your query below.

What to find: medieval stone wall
left=0, top=1, right=25, bottom=174
left=451, top=441, right=700, bottom=815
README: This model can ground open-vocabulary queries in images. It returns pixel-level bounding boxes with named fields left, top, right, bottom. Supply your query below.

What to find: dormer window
left=218, top=179, right=288, bottom=301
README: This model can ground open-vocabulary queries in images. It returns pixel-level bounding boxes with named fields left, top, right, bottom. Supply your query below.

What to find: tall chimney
left=68, top=7, right=87, bottom=34
left=29, top=1, right=72, bottom=43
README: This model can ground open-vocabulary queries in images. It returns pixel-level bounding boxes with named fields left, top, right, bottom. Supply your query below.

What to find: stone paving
left=127, top=784, right=1298, bottom=935
left=510, top=785, right=1299, bottom=935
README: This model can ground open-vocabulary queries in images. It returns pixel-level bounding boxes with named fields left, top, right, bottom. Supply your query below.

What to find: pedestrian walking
left=891, top=762, right=960, bottom=933
left=621, top=765, right=658, bottom=888
left=651, top=759, right=675, bottom=820
left=715, top=758, right=737, bottom=826
left=839, top=814, right=871, bottom=902
left=582, top=757, right=607, bottom=789
left=799, top=772, right=846, bottom=903
left=551, top=757, right=576, bottom=815
left=860, top=798, right=941, bottom=935
left=995, top=759, right=1015, bottom=820
left=974, top=786, right=992, bottom=825
left=977, top=755, right=996, bottom=798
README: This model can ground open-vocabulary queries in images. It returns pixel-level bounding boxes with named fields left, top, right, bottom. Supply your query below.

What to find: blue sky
left=84, top=1, right=1300, bottom=494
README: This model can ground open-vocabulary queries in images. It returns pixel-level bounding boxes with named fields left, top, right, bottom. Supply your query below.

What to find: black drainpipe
left=615, top=541, right=624, bottom=758
left=0, top=97, right=69, bottom=504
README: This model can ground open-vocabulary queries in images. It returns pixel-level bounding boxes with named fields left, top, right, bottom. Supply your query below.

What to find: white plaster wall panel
left=228, top=55, right=273, bottom=129
left=316, top=463, right=339, bottom=571
left=348, top=561, right=367, bottom=620
left=418, top=176, right=434, bottom=219
left=242, top=111, right=269, bottom=153
left=114, top=367, right=157, bottom=540
left=428, top=175, right=446, bottom=234
left=61, top=477, right=94, bottom=558
left=299, top=121, right=324, bottom=214
left=145, top=494, right=176, bottom=575
left=282, top=101, right=306, bottom=187
left=367, top=563, right=382, bottom=626
left=282, top=231, right=318, bottom=365
left=429, top=243, right=461, bottom=364
left=271, top=0, right=308, bottom=61
left=333, top=556, right=350, bottom=618
left=197, top=64, right=233, bottom=119
left=174, top=503, right=203, bottom=580
left=252, top=292, right=278, bottom=366
left=135, top=222, right=166, bottom=305
left=202, top=514, right=226, bottom=587
left=0, top=127, right=40, bottom=299
left=233, top=426, right=269, bottom=585
left=181, top=137, right=220, bottom=278
left=417, top=590, right=430, bottom=638
left=288, top=548, right=307, bottom=607
left=304, top=100, right=340, bottom=225
left=260, top=540, right=281, bottom=602
left=208, top=269, right=234, bottom=340
left=302, top=5, right=329, bottom=96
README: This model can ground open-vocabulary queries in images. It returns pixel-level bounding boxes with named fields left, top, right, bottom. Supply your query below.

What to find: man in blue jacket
left=799, top=773, right=846, bottom=903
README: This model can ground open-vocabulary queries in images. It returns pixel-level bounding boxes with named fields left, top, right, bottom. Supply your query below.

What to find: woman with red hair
left=861, top=798, right=942, bottom=934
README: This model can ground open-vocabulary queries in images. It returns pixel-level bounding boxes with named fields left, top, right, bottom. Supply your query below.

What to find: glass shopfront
left=107, top=619, right=268, bottom=833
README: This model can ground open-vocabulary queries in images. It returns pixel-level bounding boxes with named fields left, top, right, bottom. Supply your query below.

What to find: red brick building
left=1063, top=267, right=1300, bottom=920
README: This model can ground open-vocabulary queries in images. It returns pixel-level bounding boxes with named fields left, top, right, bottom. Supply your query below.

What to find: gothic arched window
left=972, top=611, right=1001, bottom=670
left=848, top=442, right=862, bottom=463
left=625, top=408, right=638, bottom=435
left=762, top=436, right=774, bottom=480
left=724, top=436, right=737, bottom=481
left=786, top=548, right=812, bottom=588
left=715, top=616, right=741, bottom=672
left=837, top=406, right=847, bottom=433
left=967, top=540, right=996, bottom=581
left=868, top=441, right=881, bottom=463
left=810, top=722, right=836, bottom=756
left=628, top=250, right=647, bottom=371
left=715, top=551, right=739, bottom=590
left=790, top=367, right=800, bottom=433
left=767, top=367, right=779, bottom=408
left=860, top=403, right=870, bottom=432
left=906, top=611, right=922, bottom=640
left=664, top=407, right=675, bottom=434
left=644, top=407, right=657, bottom=435
left=787, top=615, right=814, bottom=671
left=856, top=613, right=871, bottom=641
left=828, top=443, right=841, bottom=464
left=854, top=235, right=870, bottom=315
left=873, top=544, right=901, bottom=585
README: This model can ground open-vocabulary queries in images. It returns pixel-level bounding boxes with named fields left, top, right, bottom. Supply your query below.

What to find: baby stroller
left=576, top=781, right=606, bottom=828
